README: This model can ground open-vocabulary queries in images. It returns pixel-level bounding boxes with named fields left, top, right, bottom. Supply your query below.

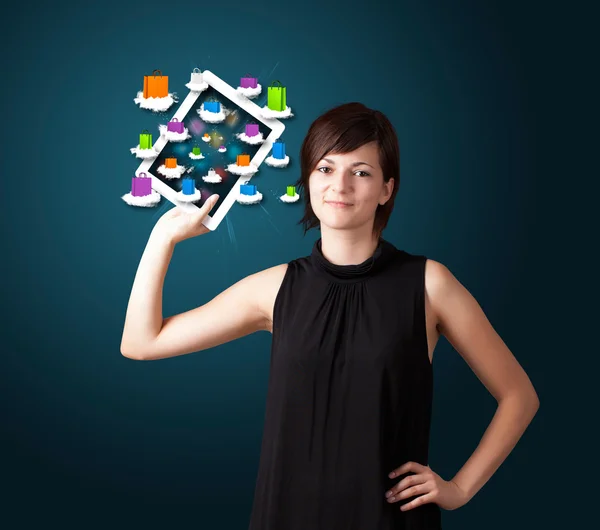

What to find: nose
left=330, top=169, right=354, bottom=193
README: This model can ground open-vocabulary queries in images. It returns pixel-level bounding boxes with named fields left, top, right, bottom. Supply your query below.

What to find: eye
left=317, top=166, right=332, bottom=174
left=355, top=170, right=370, bottom=177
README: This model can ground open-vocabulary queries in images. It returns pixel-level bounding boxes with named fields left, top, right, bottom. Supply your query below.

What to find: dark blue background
left=1, top=0, right=593, bottom=528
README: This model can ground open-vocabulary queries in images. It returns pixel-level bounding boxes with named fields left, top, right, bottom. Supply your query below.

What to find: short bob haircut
left=295, top=102, right=400, bottom=241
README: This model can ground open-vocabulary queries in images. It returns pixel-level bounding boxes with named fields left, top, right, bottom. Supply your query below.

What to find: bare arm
left=120, top=226, right=283, bottom=361
left=425, top=259, right=540, bottom=501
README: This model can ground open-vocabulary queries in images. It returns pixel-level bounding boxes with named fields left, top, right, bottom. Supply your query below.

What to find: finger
left=388, top=461, right=428, bottom=479
left=202, top=194, right=219, bottom=212
left=185, top=195, right=217, bottom=223
left=399, top=491, right=437, bottom=512
left=385, top=474, right=429, bottom=502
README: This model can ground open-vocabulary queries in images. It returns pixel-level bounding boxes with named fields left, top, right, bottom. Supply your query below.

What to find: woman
left=121, top=103, right=540, bottom=529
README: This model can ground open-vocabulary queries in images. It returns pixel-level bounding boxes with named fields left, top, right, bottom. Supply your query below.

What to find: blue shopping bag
left=182, top=177, right=195, bottom=195
left=240, top=183, right=257, bottom=196
left=273, top=141, right=286, bottom=159
left=204, top=100, right=221, bottom=113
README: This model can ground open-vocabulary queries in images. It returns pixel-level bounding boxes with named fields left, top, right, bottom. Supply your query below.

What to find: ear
left=379, top=178, right=394, bottom=205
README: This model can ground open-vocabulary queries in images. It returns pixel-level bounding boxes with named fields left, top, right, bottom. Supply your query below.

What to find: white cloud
left=280, top=192, right=300, bottom=203
left=158, top=124, right=191, bottom=142
left=133, top=92, right=177, bottom=112
left=226, top=164, right=258, bottom=176
left=236, top=132, right=264, bottom=145
left=176, top=189, right=201, bottom=202
left=189, top=152, right=205, bottom=160
left=157, top=164, right=187, bottom=179
left=264, top=155, right=290, bottom=167
left=122, top=190, right=161, bottom=207
left=201, top=135, right=211, bottom=143
left=260, top=105, right=294, bottom=119
left=218, top=146, right=227, bottom=152
left=202, top=174, right=223, bottom=183
left=130, top=145, right=158, bottom=159
left=236, top=84, right=262, bottom=99
left=185, top=81, right=209, bottom=92
left=236, top=191, right=263, bottom=205
left=197, top=103, right=230, bottom=123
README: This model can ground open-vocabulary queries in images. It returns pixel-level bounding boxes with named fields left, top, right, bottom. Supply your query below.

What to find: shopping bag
left=143, top=69, right=169, bottom=98
left=182, top=177, right=195, bottom=195
left=240, top=74, right=257, bottom=89
left=165, top=157, right=177, bottom=169
left=139, top=130, right=153, bottom=150
left=192, top=146, right=201, bottom=155
left=273, top=141, right=286, bottom=159
left=167, top=118, right=184, bottom=134
left=286, top=186, right=295, bottom=197
left=267, top=80, right=286, bottom=111
left=237, top=154, right=250, bottom=166
left=207, top=167, right=216, bottom=177
left=190, top=68, right=203, bottom=85
left=245, top=122, right=259, bottom=137
left=132, top=173, right=152, bottom=197
left=204, top=99, right=221, bottom=113
left=240, top=183, right=257, bottom=196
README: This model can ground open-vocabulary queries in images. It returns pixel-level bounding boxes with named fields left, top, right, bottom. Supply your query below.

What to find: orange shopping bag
left=143, top=69, right=169, bottom=98
left=165, top=157, right=177, bottom=168
left=237, top=154, right=250, bottom=166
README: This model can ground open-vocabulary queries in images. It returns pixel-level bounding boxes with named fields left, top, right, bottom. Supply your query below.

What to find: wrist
left=150, top=227, right=177, bottom=249
left=450, top=478, right=474, bottom=502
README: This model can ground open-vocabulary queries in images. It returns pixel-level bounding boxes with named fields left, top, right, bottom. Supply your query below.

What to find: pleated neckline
left=311, top=237, right=396, bottom=283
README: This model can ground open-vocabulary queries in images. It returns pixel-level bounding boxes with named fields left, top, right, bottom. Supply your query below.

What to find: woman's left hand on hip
left=385, top=461, right=470, bottom=511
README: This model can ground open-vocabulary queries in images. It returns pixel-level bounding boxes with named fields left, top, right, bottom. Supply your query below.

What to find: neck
left=319, top=225, right=381, bottom=266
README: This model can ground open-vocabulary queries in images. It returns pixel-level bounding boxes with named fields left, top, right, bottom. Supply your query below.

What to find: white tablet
left=134, top=70, right=286, bottom=231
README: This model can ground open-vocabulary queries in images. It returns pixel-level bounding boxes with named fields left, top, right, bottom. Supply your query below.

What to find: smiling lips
left=326, top=200, right=353, bottom=208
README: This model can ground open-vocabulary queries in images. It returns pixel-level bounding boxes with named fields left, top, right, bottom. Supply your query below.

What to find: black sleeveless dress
left=248, top=237, right=442, bottom=529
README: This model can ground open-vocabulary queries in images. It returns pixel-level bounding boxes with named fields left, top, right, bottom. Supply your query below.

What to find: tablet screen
left=146, top=86, right=275, bottom=217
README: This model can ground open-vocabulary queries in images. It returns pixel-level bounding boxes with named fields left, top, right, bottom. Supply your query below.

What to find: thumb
left=205, top=194, right=219, bottom=210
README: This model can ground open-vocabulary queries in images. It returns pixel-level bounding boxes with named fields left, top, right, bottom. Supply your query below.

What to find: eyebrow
left=322, top=158, right=374, bottom=169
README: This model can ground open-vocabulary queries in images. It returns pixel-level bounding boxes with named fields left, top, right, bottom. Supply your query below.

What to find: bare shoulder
left=424, top=258, right=452, bottom=294
left=252, top=262, right=289, bottom=333
left=423, top=258, right=462, bottom=331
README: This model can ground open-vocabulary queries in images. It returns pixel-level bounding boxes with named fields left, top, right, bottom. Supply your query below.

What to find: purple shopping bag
left=240, top=74, right=257, bottom=88
left=245, top=123, right=259, bottom=137
left=132, top=173, right=152, bottom=197
left=167, top=118, right=184, bottom=133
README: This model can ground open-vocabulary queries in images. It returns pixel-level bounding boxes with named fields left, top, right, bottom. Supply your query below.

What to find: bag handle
left=170, top=118, right=179, bottom=122
left=138, top=172, right=147, bottom=178
left=141, top=129, right=150, bottom=134
left=152, top=69, right=163, bottom=77
left=193, top=67, right=201, bottom=73
left=244, top=73, right=254, bottom=78
left=209, top=167, right=214, bottom=171
left=270, top=80, right=282, bottom=87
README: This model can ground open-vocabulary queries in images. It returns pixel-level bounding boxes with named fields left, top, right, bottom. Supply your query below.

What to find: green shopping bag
left=139, top=129, right=152, bottom=150
left=267, top=80, right=286, bottom=111
left=192, top=146, right=201, bottom=155
left=286, top=186, right=295, bottom=197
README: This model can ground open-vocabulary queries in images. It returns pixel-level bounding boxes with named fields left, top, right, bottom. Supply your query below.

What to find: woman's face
left=308, top=141, right=394, bottom=233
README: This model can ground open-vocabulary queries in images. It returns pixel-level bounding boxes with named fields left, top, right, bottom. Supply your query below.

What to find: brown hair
left=294, top=102, right=400, bottom=240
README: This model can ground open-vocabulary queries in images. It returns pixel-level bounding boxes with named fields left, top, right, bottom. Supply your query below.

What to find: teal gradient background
left=1, top=0, right=593, bottom=528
